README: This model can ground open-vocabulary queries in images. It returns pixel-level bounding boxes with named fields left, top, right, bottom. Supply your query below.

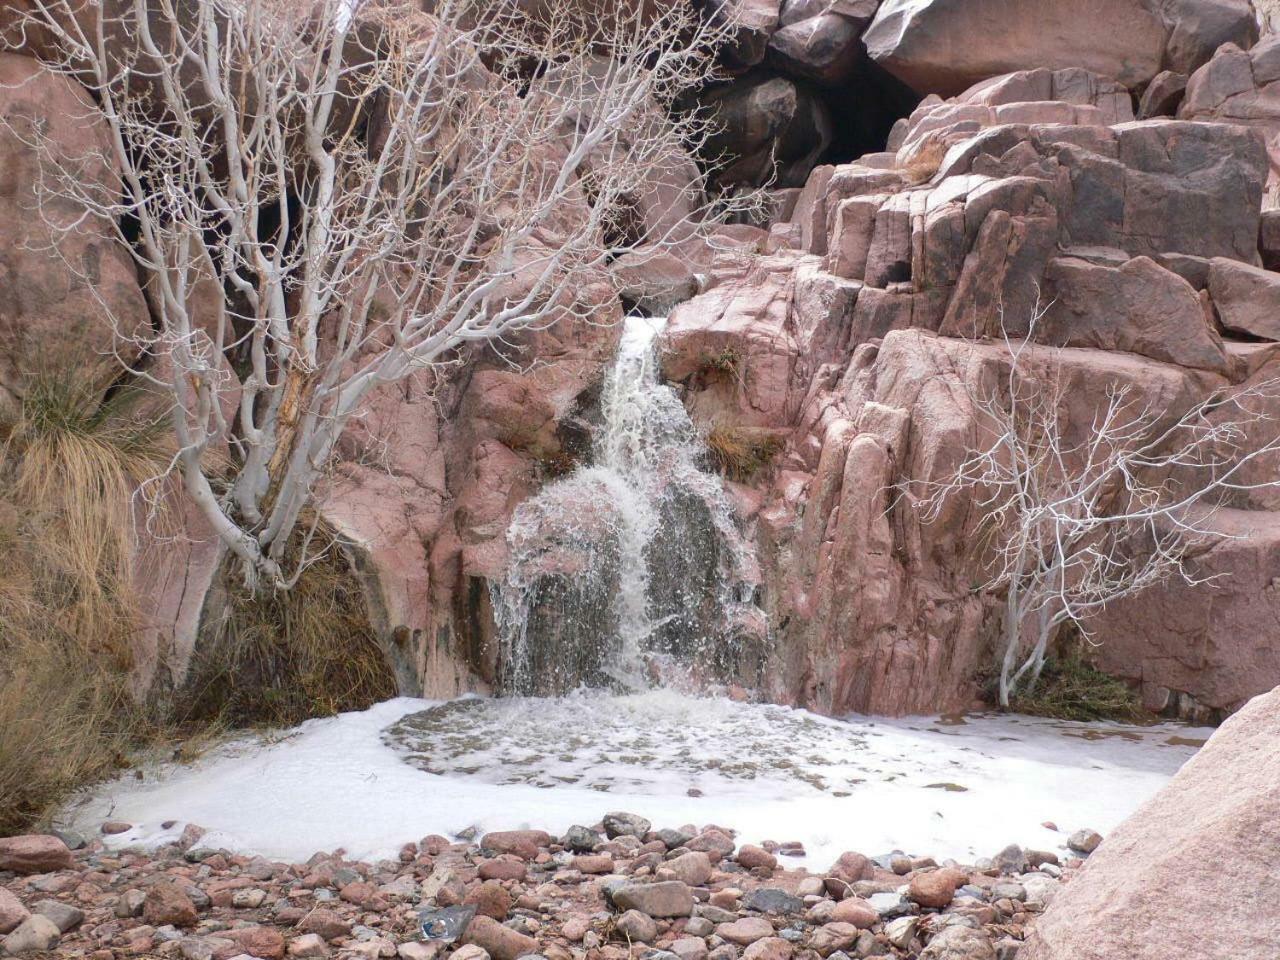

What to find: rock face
left=1181, top=35, right=1280, bottom=204
left=661, top=61, right=1280, bottom=716
left=1021, top=686, right=1280, bottom=959
left=0, top=52, right=149, bottom=410
left=864, top=0, right=1257, bottom=96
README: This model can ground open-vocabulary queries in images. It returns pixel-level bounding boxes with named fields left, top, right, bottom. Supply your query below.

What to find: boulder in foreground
left=1021, top=685, right=1280, bottom=960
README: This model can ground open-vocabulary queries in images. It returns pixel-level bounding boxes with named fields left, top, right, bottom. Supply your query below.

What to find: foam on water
left=73, top=692, right=1213, bottom=867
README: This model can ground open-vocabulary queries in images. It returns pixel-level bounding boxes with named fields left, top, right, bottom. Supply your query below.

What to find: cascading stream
left=491, top=315, right=764, bottom=695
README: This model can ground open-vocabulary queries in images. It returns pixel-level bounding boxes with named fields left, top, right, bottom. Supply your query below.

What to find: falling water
left=491, top=316, right=765, bottom=695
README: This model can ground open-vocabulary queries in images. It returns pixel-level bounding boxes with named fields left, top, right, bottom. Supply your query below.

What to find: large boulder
left=696, top=71, right=832, bottom=189
left=864, top=0, right=1256, bottom=97
left=767, top=0, right=878, bottom=86
left=1021, top=684, right=1280, bottom=959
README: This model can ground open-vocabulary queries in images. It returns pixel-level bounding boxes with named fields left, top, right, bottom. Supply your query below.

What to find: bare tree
left=5, top=0, right=743, bottom=586
left=910, top=309, right=1280, bottom=708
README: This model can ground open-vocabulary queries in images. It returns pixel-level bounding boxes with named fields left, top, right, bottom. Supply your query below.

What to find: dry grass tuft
left=901, top=138, right=950, bottom=186
left=705, top=423, right=783, bottom=482
left=0, top=366, right=173, bottom=835
left=179, top=530, right=396, bottom=728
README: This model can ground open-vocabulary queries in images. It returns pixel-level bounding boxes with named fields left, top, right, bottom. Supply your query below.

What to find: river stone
left=665, top=851, right=713, bottom=886
left=0, top=889, right=29, bottom=935
left=1, top=914, right=61, bottom=954
left=0, top=836, right=73, bottom=875
left=657, top=828, right=696, bottom=849
left=479, top=831, right=552, bottom=860
left=993, top=845, right=1027, bottom=875
left=144, top=882, right=199, bottom=928
left=868, top=892, right=912, bottom=918
left=742, top=888, right=804, bottom=916
left=613, top=882, right=694, bottom=918
left=716, top=917, right=775, bottom=945
left=1067, top=830, right=1102, bottom=855
left=742, top=936, right=793, bottom=960
left=603, top=812, right=652, bottom=839
left=920, top=925, right=997, bottom=960
left=885, top=916, right=919, bottom=949
left=810, top=922, right=860, bottom=956
left=670, top=937, right=709, bottom=960
left=615, top=909, right=659, bottom=943
left=33, top=900, right=84, bottom=933
left=563, top=826, right=599, bottom=853
left=461, top=916, right=538, bottom=960
left=829, top=899, right=877, bottom=929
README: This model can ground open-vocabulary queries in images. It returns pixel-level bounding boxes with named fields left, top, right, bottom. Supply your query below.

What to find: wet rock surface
left=0, top=817, right=1084, bottom=959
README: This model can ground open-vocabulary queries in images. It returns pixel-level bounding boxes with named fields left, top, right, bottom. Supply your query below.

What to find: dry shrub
left=902, top=137, right=949, bottom=186
left=0, top=366, right=172, bottom=835
left=179, top=530, right=396, bottom=728
left=705, top=423, right=783, bottom=482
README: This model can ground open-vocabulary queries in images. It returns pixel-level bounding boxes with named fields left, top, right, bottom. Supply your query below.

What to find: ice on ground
left=70, top=691, right=1213, bottom=868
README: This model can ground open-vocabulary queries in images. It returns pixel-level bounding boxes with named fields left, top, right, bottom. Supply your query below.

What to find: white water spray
left=492, top=316, right=762, bottom=694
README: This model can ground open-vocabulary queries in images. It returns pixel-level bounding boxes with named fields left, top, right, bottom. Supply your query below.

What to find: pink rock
left=735, top=845, right=778, bottom=872
left=224, top=925, right=285, bottom=960
left=569, top=855, right=613, bottom=876
left=478, top=858, right=528, bottom=882
left=478, top=831, right=552, bottom=861
left=829, top=898, right=878, bottom=929
left=743, top=937, right=794, bottom=960
left=908, top=869, right=963, bottom=909
left=824, top=852, right=873, bottom=899
left=461, top=915, right=539, bottom=960
left=1021, top=686, right=1280, bottom=959
left=464, top=879, right=513, bottom=920
left=142, top=881, right=198, bottom=928
left=0, top=836, right=73, bottom=875
left=0, top=888, right=30, bottom=934
left=716, top=917, right=775, bottom=945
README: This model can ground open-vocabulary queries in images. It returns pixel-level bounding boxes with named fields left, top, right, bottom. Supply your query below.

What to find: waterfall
left=491, top=315, right=765, bottom=695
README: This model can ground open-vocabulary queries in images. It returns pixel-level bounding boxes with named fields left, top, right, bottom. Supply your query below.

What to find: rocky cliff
left=3, top=0, right=1280, bottom=720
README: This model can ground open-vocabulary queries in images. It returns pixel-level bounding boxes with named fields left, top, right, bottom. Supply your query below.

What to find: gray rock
left=868, top=892, right=913, bottom=919
left=742, top=889, right=804, bottom=917
left=603, top=813, right=652, bottom=840
left=1, top=914, right=61, bottom=954
left=990, top=883, right=1026, bottom=902
left=613, top=882, right=694, bottom=918
left=696, top=905, right=738, bottom=924
left=1066, top=829, right=1102, bottom=855
left=884, top=916, right=918, bottom=950
left=657, top=828, right=696, bottom=850
left=32, top=900, right=83, bottom=933
left=563, top=826, right=599, bottom=853
left=992, top=845, right=1027, bottom=875
left=114, top=890, right=146, bottom=919
left=682, top=917, right=714, bottom=938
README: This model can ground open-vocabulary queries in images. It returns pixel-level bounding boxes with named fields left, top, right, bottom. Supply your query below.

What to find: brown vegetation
left=179, top=532, right=396, bottom=728
left=0, top=367, right=171, bottom=835
left=705, top=423, right=783, bottom=482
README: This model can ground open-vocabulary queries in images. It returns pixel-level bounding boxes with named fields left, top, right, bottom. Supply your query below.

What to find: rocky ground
left=0, top=816, right=1103, bottom=960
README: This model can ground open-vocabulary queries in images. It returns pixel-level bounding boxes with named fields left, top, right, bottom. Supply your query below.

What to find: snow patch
left=71, top=693, right=1212, bottom=868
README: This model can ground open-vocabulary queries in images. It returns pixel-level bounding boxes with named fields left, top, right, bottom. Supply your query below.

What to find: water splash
left=492, top=316, right=764, bottom=695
